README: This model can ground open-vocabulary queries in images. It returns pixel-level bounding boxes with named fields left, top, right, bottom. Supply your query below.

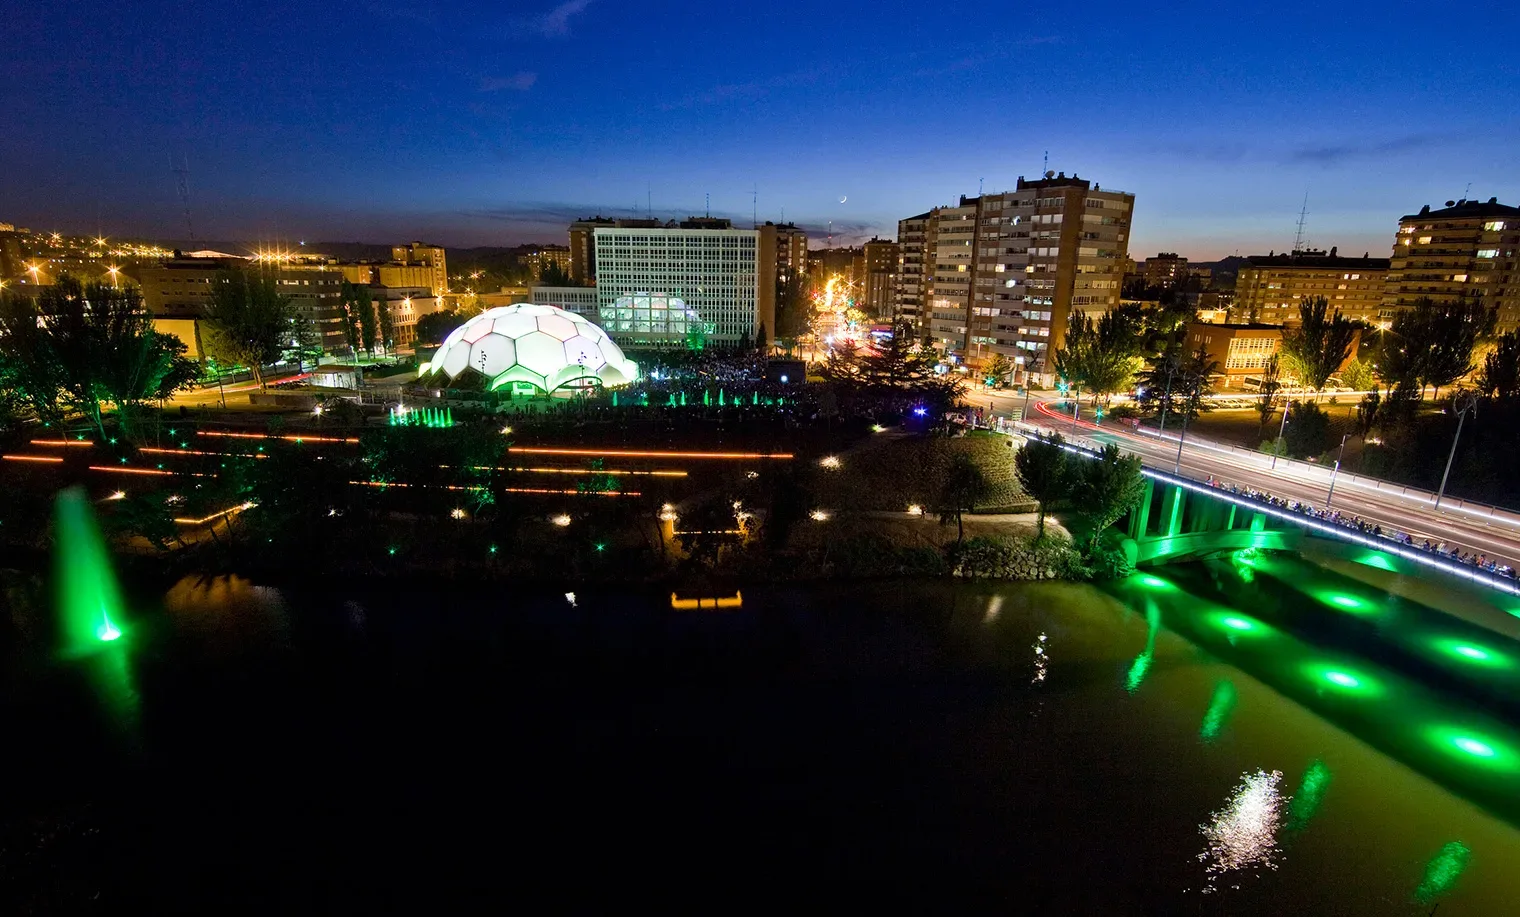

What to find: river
left=3, top=556, right=1519, bottom=912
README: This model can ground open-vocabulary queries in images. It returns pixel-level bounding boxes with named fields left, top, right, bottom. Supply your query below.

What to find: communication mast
left=1293, top=192, right=1309, bottom=254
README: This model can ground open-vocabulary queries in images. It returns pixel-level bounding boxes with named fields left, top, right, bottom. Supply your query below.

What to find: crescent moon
left=839, top=195, right=847, bottom=203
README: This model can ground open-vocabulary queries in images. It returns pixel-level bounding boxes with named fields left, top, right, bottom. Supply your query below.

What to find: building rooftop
left=1244, top=248, right=1390, bottom=270
left=1189, top=321, right=1283, bottom=331
left=1403, top=197, right=1520, bottom=221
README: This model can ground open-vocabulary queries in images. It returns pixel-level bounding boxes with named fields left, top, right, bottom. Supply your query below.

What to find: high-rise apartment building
left=758, top=222, right=808, bottom=346
left=390, top=242, right=448, bottom=297
left=569, top=217, right=616, bottom=283
left=861, top=237, right=899, bottom=319
left=1142, top=253, right=1189, bottom=287
left=1385, top=198, right=1520, bottom=332
left=593, top=225, right=760, bottom=347
left=1234, top=248, right=1390, bottom=325
left=903, top=173, right=1133, bottom=383
left=521, top=245, right=572, bottom=281
left=894, top=212, right=932, bottom=336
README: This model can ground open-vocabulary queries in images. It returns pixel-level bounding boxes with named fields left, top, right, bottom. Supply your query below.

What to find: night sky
left=4, top=0, right=1517, bottom=258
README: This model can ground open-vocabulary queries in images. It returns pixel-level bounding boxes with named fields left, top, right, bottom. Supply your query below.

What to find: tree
left=1176, top=346, right=1220, bottom=422
left=337, top=280, right=364, bottom=357
left=1072, top=443, right=1146, bottom=548
left=343, top=282, right=378, bottom=357
left=289, top=314, right=324, bottom=372
left=1014, top=434, right=1071, bottom=537
left=539, top=261, right=573, bottom=286
left=753, top=322, right=767, bottom=352
left=1477, top=331, right=1520, bottom=400
left=377, top=297, right=396, bottom=354
left=415, top=309, right=461, bottom=346
left=1280, top=296, right=1357, bottom=391
left=1378, top=297, right=1496, bottom=397
left=983, top=353, right=1013, bottom=388
left=1339, top=357, right=1375, bottom=393
left=855, top=319, right=936, bottom=390
left=1053, top=310, right=1143, bottom=406
left=203, top=269, right=294, bottom=389
left=936, top=451, right=988, bottom=543
left=1355, top=391, right=1381, bottom=437
left=1283, top=400, right=1332, bottom=458
left=0, top=277, right=197, bottom=438
left=1255, top=353, right=1282, bottom=433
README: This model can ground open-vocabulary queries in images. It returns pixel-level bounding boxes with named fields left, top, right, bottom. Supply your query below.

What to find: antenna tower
left=1293, top=192, right=1309, bottom=254
left=751, top=185, right=757, bottom=228
left=171, top=153, right=195, bottom=243
left=1042, top=151, right=1048, bottom=176
left=705, top=192, right=710, bottom=218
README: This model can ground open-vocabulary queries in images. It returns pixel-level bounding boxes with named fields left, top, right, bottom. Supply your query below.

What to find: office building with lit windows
left=1234, top=248, right=1390, bottom=326
left=899, top=172, right=1134, bottom=384
left=1385, top=197, right=1520, bottom=333
left=593, top=226, right=760, bottom=347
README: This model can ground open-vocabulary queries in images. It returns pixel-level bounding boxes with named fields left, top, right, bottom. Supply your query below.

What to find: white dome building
left=424, top=304, right=638, bottom=393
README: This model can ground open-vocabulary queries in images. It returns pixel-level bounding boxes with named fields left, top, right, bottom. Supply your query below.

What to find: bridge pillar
left=1250, top=511, right=1268, bottom=533
left=1128, top=479, right=1155, bottom=539
left=1161, top=484, right=1186, bottom=538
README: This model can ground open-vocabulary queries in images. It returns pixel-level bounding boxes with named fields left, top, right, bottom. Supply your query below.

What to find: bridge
left=1055, top=441, right=1520, bottom=598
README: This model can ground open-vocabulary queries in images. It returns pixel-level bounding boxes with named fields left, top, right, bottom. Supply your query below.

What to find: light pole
left=1325, top=432, right=1350, bottom=507
left=1271, top=401, right=1291, bottom=469
left=1434, top=392, right=1479, bottom=510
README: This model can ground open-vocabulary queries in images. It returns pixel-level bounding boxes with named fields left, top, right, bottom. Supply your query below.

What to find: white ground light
left=424, top=304, right=638, bottom=393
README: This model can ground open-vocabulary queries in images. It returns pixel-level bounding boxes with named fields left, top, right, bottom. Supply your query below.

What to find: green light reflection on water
left=1199, top=681, right=1237, bottom=743
left=1286, top=759, right=1332, bottom=831
left=1125, top=602, right=1161, bottom=695
left=1415, top=841, right=1471, bottom=906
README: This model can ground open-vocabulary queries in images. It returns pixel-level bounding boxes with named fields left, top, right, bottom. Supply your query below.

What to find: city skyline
left=4, top=0, right=1517, bottom=258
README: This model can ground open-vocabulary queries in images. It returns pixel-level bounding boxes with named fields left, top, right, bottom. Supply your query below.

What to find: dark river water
left=5, top=554, right=1520, bottom=913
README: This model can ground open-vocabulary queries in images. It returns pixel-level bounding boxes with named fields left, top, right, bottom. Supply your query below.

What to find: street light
left=1434, top=392, right=1479, bottom=510
left=1325, top=432, right=1350, bottom=507
left=1271, top=401, right=1291, bottom=469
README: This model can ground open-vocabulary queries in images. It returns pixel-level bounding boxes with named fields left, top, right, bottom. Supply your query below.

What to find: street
left=994, top=390, right=1520, bottom=570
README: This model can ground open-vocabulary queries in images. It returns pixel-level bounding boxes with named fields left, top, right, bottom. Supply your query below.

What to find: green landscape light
left=54, top=487, right=129, bottom=654
left=1138, top=574, right=1174, bottom=591
left=1431, top=638, right=1512, bottom=668
left=488, top=544, right=498, bottom=554
left=1354, top=550, right=1396, bottom=571
left=387, top=546, right=397, bottom=556
left=1415, top=841, right=1471, bottom=906
left=1427, top=725, right=1519, bottom=770
left=1303, top=662, right=1380, bottom=696
left=594, top=542, right=606, bottom=552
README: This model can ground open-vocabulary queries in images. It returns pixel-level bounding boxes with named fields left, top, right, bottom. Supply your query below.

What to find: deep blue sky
left=3, top=0, right=1517, bottom=258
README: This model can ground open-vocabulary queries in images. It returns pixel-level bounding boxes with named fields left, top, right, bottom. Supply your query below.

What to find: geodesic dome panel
left=468, top=335, right=517, bottom=377
left=423, top=304, right=637, bottom=392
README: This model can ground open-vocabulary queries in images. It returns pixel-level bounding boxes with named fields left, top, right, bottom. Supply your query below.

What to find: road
left=993, top=391, right=1520, bottom=571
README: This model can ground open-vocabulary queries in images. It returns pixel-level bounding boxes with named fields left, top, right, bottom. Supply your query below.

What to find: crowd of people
left=1210, top=480, right=1517, bottom=579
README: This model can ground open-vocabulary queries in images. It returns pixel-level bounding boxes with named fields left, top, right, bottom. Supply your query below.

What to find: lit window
left=1453, top=274, right=1469, bottom=282
left=1418, top=236, right=1432, bottom=244
left=1477, top=249, right=1499, bottom=259
left=1484, top=221, right=1506, bottom=232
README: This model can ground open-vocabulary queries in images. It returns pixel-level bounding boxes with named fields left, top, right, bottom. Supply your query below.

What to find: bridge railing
left=1013, top=422, right=1520, bottom=598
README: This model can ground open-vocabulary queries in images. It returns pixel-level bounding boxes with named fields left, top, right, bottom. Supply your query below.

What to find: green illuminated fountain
left=53, top=486, right=142, bottom=748
left=54, top=486, right=127, bottom=652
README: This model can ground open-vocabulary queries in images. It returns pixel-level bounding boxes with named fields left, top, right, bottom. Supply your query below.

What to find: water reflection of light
left=983, top=595, right=1002, bottom=625
left=1287, top=760, right=1332, bottom=831
left=1031, top=633, right=1048, bottom=684
left=1415, top=841, right=1471, bottom=906
left=1198, top=770, right=1287, bottom=891
left=1199, top=681, right=1238, bottom=743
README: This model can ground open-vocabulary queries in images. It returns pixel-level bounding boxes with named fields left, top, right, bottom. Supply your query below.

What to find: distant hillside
left=1195, top=255, right=1249, bottom=288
